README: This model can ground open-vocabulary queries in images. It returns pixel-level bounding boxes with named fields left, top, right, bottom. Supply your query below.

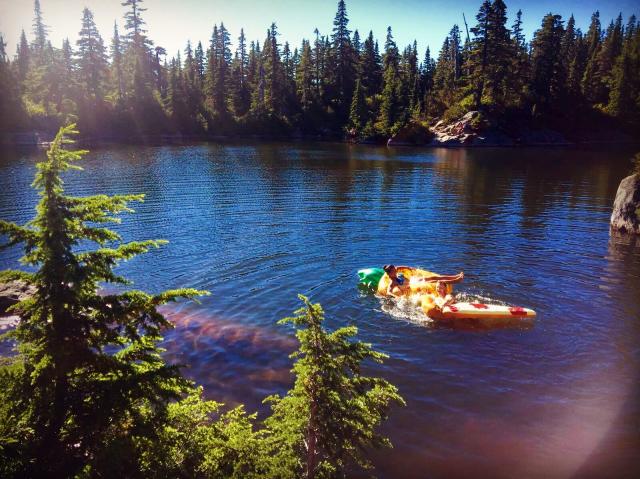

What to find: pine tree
left=263, top=296, right=404, bottom=479
left=0, top=125, right=207, bottom=476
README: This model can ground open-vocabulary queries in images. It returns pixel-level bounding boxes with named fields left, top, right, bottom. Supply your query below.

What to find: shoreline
left=2, top=131, right=639, bottom=150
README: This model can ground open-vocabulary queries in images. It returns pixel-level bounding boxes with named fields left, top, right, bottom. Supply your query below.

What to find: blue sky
left=1, top=0, right=638, bottom=60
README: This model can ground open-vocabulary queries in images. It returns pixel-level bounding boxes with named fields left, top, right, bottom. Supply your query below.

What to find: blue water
left=1, top=143, right=639, bottom=478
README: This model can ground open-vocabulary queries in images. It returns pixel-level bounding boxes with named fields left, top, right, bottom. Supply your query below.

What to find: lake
left=1, top=142, right=639, bottom=478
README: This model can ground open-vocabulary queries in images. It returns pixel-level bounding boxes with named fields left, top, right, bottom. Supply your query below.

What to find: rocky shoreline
left=4, top=112, right=638, bottom=149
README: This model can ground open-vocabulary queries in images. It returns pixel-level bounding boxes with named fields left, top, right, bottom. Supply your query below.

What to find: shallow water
left=1, top=142, right=639, bottom=478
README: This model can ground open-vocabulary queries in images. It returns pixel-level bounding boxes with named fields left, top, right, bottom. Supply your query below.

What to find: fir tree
left=581, top=11, right=602, bottom=103
left=468, top=0, right=492, bottom=109
left=359, top=31, right=382, bottom=97
left=296, top=39, right=314, bottom=111
left=15, top=30, right=30, bottom=85
left=31, top=0, right=49, bottom=59
left=348, top=78, right=367, bottom=132
left=76, top=8, right=108, bottom=100
left=377, top=26, right=400, bottom=134
left=110, top=22, right=125, bottom=104
left=531, top=14, right=566, bottom=114
left=329, top=0, right=355, bottom=116
left=263, top=296, right=404, bottom=479
left=0, top=125, right=207, bottom=476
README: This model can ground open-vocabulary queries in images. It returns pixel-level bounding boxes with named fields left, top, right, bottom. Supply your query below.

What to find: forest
left=0, top=0, right=638, bottom=143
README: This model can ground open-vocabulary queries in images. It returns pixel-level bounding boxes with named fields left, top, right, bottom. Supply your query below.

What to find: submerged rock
left=610, top=174, right=640, bottom=235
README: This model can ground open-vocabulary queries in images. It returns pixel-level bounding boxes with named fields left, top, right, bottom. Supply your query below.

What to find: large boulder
left=610, top=174, right=640, bottom=235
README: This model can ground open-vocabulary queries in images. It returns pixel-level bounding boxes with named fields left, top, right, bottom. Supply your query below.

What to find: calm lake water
left=1, top=142, right=639, bottom=478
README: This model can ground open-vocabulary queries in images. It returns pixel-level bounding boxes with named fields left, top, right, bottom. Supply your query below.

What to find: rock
left=0, top=280, right=36, bottom=317
left=0, top=315, right=20, bottom=331
left=610, top=174, right=640, bottom=235
left=429, top=111, right=483, bottom=146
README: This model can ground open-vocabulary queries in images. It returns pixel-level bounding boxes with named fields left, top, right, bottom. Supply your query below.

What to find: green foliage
left=263, top=295, right=405, bottom=479
left=0, top=124, right=208, bottom=477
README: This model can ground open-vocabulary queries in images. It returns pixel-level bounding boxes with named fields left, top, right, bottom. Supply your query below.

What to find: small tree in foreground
left=263, top=295, right=405, bottom=479
left=0, top=124, right=208, bottom=477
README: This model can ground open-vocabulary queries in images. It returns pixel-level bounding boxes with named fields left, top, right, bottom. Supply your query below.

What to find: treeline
left=0, top=0, right=639, bottom=141
left=0, top=125, right=404, bottom=477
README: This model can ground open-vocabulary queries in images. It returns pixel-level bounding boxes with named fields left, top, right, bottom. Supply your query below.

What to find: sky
left=1, top=0, right=638, bottom=60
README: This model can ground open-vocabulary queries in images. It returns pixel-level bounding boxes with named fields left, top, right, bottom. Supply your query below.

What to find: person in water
left=381, top=264, right=464, bottom=298
left=421, top=281, right=456, bottom=319
left=383, top=264, right=411, bottom=297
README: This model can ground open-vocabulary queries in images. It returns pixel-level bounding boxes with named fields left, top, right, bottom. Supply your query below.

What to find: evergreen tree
left=230, top=30, right=249, bottom=116
left=263, top=23, right=284, bottom=115
left=432, top=35, right=457, bottom=115
left=377, top=26, right=400, bottom=134
left=607, top=20, right=640, bottom=120
left=468, top=0, right=492, bottom=109
left=15, top=30, right=30, bottom=85
left=359, top=31, right=382, bottom=97
left=31, top=0, right=49, bottom=60
left=0, top=34, right=26, bottom=131
left=509, top=9, right=529, bottom=106
left=531, top=14, right=566, bottom=114
left=110, top=22, right=125, bottom=104
left=562, top=15, right=586, bottom=104
left=581, top=11, right=602, bottom=103
left=76, top=8, right=108, bottom=100
left=0, top=125, right=207, bottom=476
left=195, top=40, right=205, bottom=81
left=420, top=46, right=436, bottom=114
left=296, top=39, right=314, bottom=111
left=348, top=78, right=367, bottom=132
left=329, top=0, right=355, bottom=117
left=263, top=296, right=404, bottom=479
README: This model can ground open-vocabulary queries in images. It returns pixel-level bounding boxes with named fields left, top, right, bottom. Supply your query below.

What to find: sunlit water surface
left=1, top=143, right=639, bottom=478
